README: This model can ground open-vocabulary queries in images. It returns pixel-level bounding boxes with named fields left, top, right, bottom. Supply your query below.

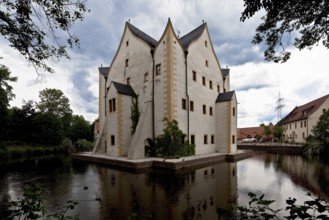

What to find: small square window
left=202, top=76, right=206, bottom=86
left=211, top=135, right=215, bottom=144
left=191, top=135, right=195, bottom=145
left=204, top=135, right=208, bottom=144
left=209, top=80, right=213, bottom=89
left=156, top=64, right=161, bottom=75
left=190, top=101, right=194, bottom=111
left=203, top=105, right=206, bottom=114
left=111, top=135, right=115, bottom=145
left=209, top=107, right=213, bottom=116
left=182, top=98, right=187, bottom=110
left=192, top=71, right=197, bottom=81
left=125, top=59, right=129, bottom=67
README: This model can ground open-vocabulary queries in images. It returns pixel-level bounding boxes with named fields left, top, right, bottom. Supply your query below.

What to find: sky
left=1, top=0, right=329, bottom=128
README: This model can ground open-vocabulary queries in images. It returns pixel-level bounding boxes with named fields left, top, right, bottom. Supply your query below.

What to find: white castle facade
left=93, top=19, right=238, bottom=159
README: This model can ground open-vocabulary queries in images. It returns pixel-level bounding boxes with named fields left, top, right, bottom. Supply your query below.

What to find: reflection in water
left=0, top=154, right=328, bottom=219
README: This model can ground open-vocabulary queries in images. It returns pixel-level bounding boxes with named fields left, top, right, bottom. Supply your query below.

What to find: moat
left=1, top=153, right=328, bottom=219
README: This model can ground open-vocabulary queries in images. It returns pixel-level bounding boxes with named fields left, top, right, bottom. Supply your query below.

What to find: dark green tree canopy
left=36, top=88, right=72, bottom=118
left=0, top=0, right=88, bottom=73
left=0, top=64, right=17, bottom=110
left=241, top=0, right=329, bottom=62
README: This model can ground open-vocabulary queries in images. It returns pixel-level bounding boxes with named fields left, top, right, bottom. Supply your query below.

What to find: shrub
left=75, top=139, right=93, bottom=152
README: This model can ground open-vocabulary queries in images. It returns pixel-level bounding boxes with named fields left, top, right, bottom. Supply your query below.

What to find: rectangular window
left=211, top=135, right=215, bottom=144
left=304, top=121, right=306, bottom=127
left=209, top=107, right=213, bottom=116
left=204, top=135, right=208, bottom=144
left=126, top=40, right=129, bottom=46
left=233, top=107, right=236, bottom=116
left=126, top=77, right=130, bottom=85
left=232, top=135, right=235, bottom=144
left=295, top=123, right=297, bottom=128
left=300, top=121, right=303, bottom=128
left=323, top=109, right=326, bottom=113
left=289, top=124, right=291, bottom=129
left=111, top=135, right=115, bottom=145
left=125, top=59, right=129, bottom=67
left=209, top=80, right=213, bottom=89
left=303, top=132, right=305, bottom=139
left=144, top=72, right=149, bottom=82
left=202, top=76, right=206, bottom=86
left=156, top=64, right=161, bottom=75
left=190, top=101, right=194, bottom=111
left=205, top=40, right=208, bottom=47
left=192, top=71, right=197, bottom=81
left=191, top=135, right=195, bottom=145
left=217, top=85, right=220, bottom=93
left=182, top=98, right=187, bottom=110
left=203, top=105, right=206, bottom=114
left=112, top=98, right=116, bottom=111
left=109, top=100, right=112, bottom=112
left=205, top=60, right=208, bottom=67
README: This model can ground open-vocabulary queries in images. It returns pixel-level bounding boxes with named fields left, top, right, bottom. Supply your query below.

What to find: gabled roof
left=277, top=94, right=329, bottom=125
left=179, top=23, right=206, bottom=50
left=216, top=91, right=235, bottom=103
left=127, top=22, right=158, bottom=48
left=221, top=68, right=230, bottom=79
left=99, top=67, right=110, bottom=77
left=238, top=126, right=272, bottom=139
left=112, top=81, right=137, bottom=97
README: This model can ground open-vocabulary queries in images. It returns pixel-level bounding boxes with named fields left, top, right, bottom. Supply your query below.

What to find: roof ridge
left=126, top=22, right=158, bottom=48
left=179, top=23, right=207, bottom=50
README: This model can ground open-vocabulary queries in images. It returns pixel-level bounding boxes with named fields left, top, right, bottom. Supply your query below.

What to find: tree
left=311, top=110, right=329, bottom=156
left=263, top=125, right=272, bottom=141
left=36, top=88, right=72, bottom=118
left=69, top=115, right=92, bottom=142
left=241, top=0, right=329, bottom=63
left=272, top=125, right=284, bottom=142
left=0, top=64, right=17, bottom=111
left=0, top=64, right=17, bottom=139
left=0, top=0, right=88, bottom=73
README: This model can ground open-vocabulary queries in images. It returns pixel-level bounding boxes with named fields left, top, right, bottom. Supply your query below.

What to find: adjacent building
left=277, top=94, right=329, bottom=143
left=93, top=19, right=238, bottom=159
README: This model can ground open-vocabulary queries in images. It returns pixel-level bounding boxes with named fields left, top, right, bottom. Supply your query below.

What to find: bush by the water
left=74, top=139, right=93, bottom=152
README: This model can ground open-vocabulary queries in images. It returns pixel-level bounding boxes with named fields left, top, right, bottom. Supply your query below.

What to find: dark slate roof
left=127, top=22, right=158, bottom=48
left=221, top=68, right=230, bottom=78
left=216, top=91, right=235, bottom=103
left=112, top=81, right=137, bottom=97
left=277, top=94, right=329, bottom=125
left=99, top=67, right=110, bottom=77
left=179, top=23, right=206, bottom=50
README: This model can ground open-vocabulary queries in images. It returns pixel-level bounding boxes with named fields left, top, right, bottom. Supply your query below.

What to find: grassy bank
left=0, top=145, right=67, bottom=159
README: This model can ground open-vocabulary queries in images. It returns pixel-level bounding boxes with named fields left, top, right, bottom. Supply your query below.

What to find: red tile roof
left=238, top=126, right=270, bottom=139
left=277, top=94, right=329, bottom=125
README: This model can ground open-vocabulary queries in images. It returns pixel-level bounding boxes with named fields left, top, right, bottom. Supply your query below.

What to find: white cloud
left=1, top=0, right=329, bottom=127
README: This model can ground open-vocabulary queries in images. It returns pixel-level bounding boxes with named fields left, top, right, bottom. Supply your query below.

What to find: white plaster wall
left=99, top=75, right=106, bottom=131
left=106, top=85, right=118, bottom=156
left=308, top=98, right=329, bottom=135
left=230, top=94, right=237, bottom=153
left=120, top=95, right=133, bottom=156
left=185, top=29, right=223, bottom=154
left=215, top=102, right=229, bottom=153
